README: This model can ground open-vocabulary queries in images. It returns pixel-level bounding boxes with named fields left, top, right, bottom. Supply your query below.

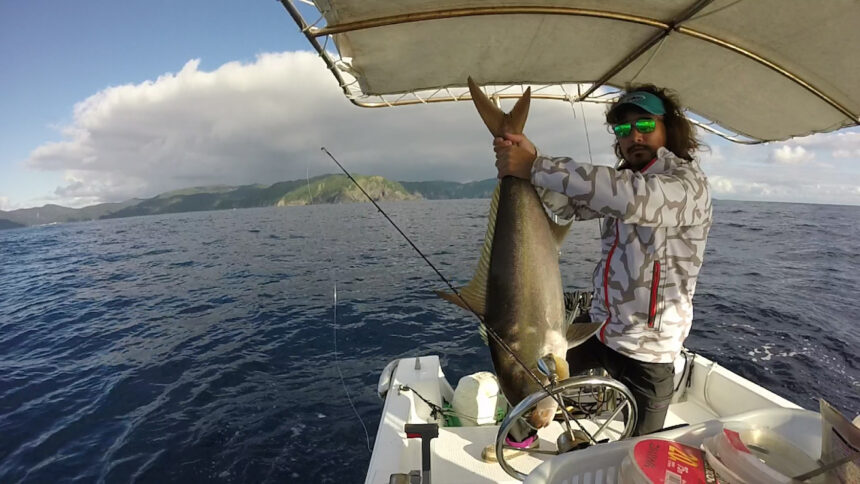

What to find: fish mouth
left=527, top=397, right=558, bottom=428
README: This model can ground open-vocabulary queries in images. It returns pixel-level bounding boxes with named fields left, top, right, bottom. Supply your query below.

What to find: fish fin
left=435, top=184, right=501, bottom=345
left=435, top=288, right=485, bottom=316
left=478, top=322, right=489, bottom=346
left=436, top=290, right=489, bottom=345
left=467, top=77, right=506, bottom=137
left=565, top=321, right=604, bottom=350
left=507, top=87, right=531, bottom=135
left=548, top=217, right=572, bottom=249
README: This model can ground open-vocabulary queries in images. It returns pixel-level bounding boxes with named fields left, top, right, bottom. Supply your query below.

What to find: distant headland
left=0, top=175, right=498, bottom=229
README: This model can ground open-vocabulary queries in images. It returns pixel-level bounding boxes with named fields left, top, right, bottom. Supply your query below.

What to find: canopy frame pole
left=689, top=119, right=761, bottom=145
left=278, top=0, right=363, bottom=107
left=310, top=7, right=668, bottom=36
left=281, top=1, right=860, bottom=141
left=574, top=0, right=715, bottom=101
left=676, top=26, right=858, bottom=123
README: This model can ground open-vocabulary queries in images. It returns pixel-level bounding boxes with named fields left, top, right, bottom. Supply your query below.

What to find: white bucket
left=451, top=372, right=503, bottom=426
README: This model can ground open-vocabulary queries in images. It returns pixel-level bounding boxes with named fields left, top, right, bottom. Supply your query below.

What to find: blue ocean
left=1, top=199, right=858, bottom=483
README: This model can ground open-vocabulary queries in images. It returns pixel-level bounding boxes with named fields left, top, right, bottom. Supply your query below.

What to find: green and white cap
left=611, top=91, right=666, bottom=115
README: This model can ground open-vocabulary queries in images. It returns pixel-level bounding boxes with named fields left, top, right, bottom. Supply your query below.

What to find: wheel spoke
left=495, top=375, right=638, bottom=480
left=502, top=446, right=560, bottom=456
left=592, top=399, right=630, bottom=441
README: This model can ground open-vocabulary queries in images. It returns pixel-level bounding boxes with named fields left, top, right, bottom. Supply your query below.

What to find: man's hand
left=493, top=133, right=537, bottom=180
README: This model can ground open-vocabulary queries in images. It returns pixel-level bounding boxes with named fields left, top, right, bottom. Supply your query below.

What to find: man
left=493, top=84, right=712, bottom=435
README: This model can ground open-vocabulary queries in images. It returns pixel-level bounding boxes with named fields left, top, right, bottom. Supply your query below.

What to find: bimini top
left=280, top=0, right=860, bottom=143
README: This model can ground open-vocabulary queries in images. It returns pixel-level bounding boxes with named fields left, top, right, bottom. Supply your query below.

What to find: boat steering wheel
left=495, top=375, right=638, bottom=480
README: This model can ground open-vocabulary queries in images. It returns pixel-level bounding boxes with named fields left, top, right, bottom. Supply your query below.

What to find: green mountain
left=0, top=219, right=25, bottom=230
left=400, top=179, right=497, bottom=199
left=103, top=179, right=311, bottom=218
left=278, top=175, right=420, bottom=206
left=102, top=175, right=421, bottom=218
left=0, top=200, right=140, bottom=227
left=1, top=174, right=496, bottom=229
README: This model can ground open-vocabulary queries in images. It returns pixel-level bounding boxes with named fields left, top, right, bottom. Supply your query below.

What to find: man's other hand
left=493, top=133, right=537, bottom=180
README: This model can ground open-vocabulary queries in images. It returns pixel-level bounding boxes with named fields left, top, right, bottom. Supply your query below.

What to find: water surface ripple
left=1, top=200, right=857, bottom=483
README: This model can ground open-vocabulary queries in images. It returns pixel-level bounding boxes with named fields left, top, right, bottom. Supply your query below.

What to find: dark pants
left=566, top=336, right=674, bottom=436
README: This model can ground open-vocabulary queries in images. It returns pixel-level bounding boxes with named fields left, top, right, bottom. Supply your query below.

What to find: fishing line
left=565, top=98, right=604, bottom=261
left=578, top=101, right=594, bottom=165
left=320, top=147, right=586, bottom=437
left=577, top=101, right=606, bottom=240
left=333, top=283, right=372, bottom=452
left=306, top=165, right=372, bottom=453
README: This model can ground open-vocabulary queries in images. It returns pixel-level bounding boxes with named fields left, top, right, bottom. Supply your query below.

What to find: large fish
left=438, top=78, right=595, bottom=428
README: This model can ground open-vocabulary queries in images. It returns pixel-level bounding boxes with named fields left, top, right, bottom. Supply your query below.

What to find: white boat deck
left=366, top=353, right=814, bottom=484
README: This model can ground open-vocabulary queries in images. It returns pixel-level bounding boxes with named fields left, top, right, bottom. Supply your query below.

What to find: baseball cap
left=609, top=91, right=666, bottom=117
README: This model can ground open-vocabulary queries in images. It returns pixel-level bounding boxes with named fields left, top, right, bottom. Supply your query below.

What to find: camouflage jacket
left=531, top=147, right=712, bottom=363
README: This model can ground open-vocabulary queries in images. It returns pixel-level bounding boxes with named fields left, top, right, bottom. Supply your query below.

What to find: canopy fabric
left=286, top=0, right=860, bottom=142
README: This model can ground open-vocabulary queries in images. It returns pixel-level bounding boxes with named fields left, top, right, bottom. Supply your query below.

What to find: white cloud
left=769, top=145, right=814, bottom=164
left=833, top=148, right=860, bottom=158
left=17, top=51, right=860, bottom=207
left=783, top=130, right=860, bottom=161
left=708, top=175, right=735, bottom=194
left=24, top=51, right=611, bottom=207
left=705, top=169, right=860, bottom=205
left=700, top=144, right=725, bottom=164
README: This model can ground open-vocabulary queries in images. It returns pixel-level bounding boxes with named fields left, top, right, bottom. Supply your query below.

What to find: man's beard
left=624, top=145, right=657, bottom=170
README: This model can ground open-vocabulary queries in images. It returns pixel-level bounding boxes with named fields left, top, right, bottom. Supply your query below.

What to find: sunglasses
left=612, top=118, right=657, bottom=138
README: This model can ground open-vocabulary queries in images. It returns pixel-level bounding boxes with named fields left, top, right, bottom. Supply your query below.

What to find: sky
left=1, top=1, right=859, bottom=211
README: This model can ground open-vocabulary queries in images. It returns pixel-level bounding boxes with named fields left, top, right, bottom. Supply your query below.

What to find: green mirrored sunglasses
left=613, top=118, right=657, bottom=138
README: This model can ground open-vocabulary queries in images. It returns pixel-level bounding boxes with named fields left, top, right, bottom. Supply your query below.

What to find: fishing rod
left=320, top=147, right=592, bottom=442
